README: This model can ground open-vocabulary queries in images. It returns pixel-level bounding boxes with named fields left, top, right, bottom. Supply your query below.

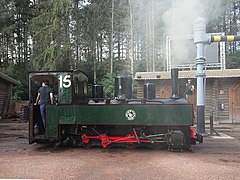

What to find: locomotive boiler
left=28, top=69, right=202, bottom=151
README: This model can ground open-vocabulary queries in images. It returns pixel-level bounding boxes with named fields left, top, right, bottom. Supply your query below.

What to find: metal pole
left=194, top=16, right=240, bottom=136
left=110, top=0, right=114, bottom=74
left=210, top=110, right=213, bottom=135
left=194, top=14, right=240, bottom=135
left=128, top=0, right=134, bottom=75
left=194, top=17, right=209, bottom=136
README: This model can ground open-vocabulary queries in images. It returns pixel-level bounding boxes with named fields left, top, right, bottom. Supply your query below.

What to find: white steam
left=162, top=0, right=200, bottom=36
left=162, top=0, right=228, bottom=66
left=162, top=0, right=227, bottom=36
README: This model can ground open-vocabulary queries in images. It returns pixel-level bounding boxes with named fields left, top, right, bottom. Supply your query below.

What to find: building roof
left=0, top=71, right=20, bottom=85
left=134, top=69, right=240, bottom=80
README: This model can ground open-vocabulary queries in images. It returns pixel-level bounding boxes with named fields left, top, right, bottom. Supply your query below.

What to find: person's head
left=187, top=79, right=191, bottom=83
left=42, top=80, right=49, bottom=87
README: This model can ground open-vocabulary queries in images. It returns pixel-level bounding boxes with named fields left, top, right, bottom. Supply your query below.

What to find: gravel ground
left=0, top=119, right=240, bottom=180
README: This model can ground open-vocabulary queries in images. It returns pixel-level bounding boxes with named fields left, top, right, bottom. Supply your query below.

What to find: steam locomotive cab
left=28, top=70, right=88, bottom=143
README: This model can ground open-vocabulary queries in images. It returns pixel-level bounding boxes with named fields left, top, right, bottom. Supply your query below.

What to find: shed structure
left=0, top=72, right=20, bottom=118
left=134, top=69, right=240, bottom=124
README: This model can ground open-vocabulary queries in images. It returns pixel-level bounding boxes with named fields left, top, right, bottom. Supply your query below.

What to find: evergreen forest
left=1, top=0, right=240, bottom=100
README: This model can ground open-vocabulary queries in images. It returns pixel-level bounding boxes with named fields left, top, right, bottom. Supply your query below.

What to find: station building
left=0, top=72, right=20, bottom=118
left=134, top=69, right=240, bottom=124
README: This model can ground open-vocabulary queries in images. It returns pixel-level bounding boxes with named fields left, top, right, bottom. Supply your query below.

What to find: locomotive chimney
left=171, top=68, right=179, bottom=98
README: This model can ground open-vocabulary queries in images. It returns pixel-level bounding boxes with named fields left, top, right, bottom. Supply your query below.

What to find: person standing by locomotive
left=35, top=80, right=54, bottom=132
left=185, top=79, right=195, bottom=99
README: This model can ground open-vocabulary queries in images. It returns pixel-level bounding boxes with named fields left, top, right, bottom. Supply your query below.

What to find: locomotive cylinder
left=144, top=83, right=156, bottom=99
left=171, top=68, right=179, bottom=98
left=115, top=75, right=132, bottom=99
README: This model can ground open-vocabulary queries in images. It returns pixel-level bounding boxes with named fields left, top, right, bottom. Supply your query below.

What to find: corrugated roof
left=0, top=71, right=20, bottom=85
left=134, top=69, right=240, bottom=80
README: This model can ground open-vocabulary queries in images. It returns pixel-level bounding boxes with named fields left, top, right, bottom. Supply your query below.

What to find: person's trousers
left=40, top=104, right=46, bottom=128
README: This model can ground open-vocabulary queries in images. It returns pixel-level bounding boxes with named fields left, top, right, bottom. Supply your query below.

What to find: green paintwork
left=59, top=86, right=71, bottom=103
left=46, top=104, right=193, bottom=137
left=58, top=73, right=72, bottom=103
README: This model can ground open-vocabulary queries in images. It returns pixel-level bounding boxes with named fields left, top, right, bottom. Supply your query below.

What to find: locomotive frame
left=28, top=69, right=202, bottom=151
